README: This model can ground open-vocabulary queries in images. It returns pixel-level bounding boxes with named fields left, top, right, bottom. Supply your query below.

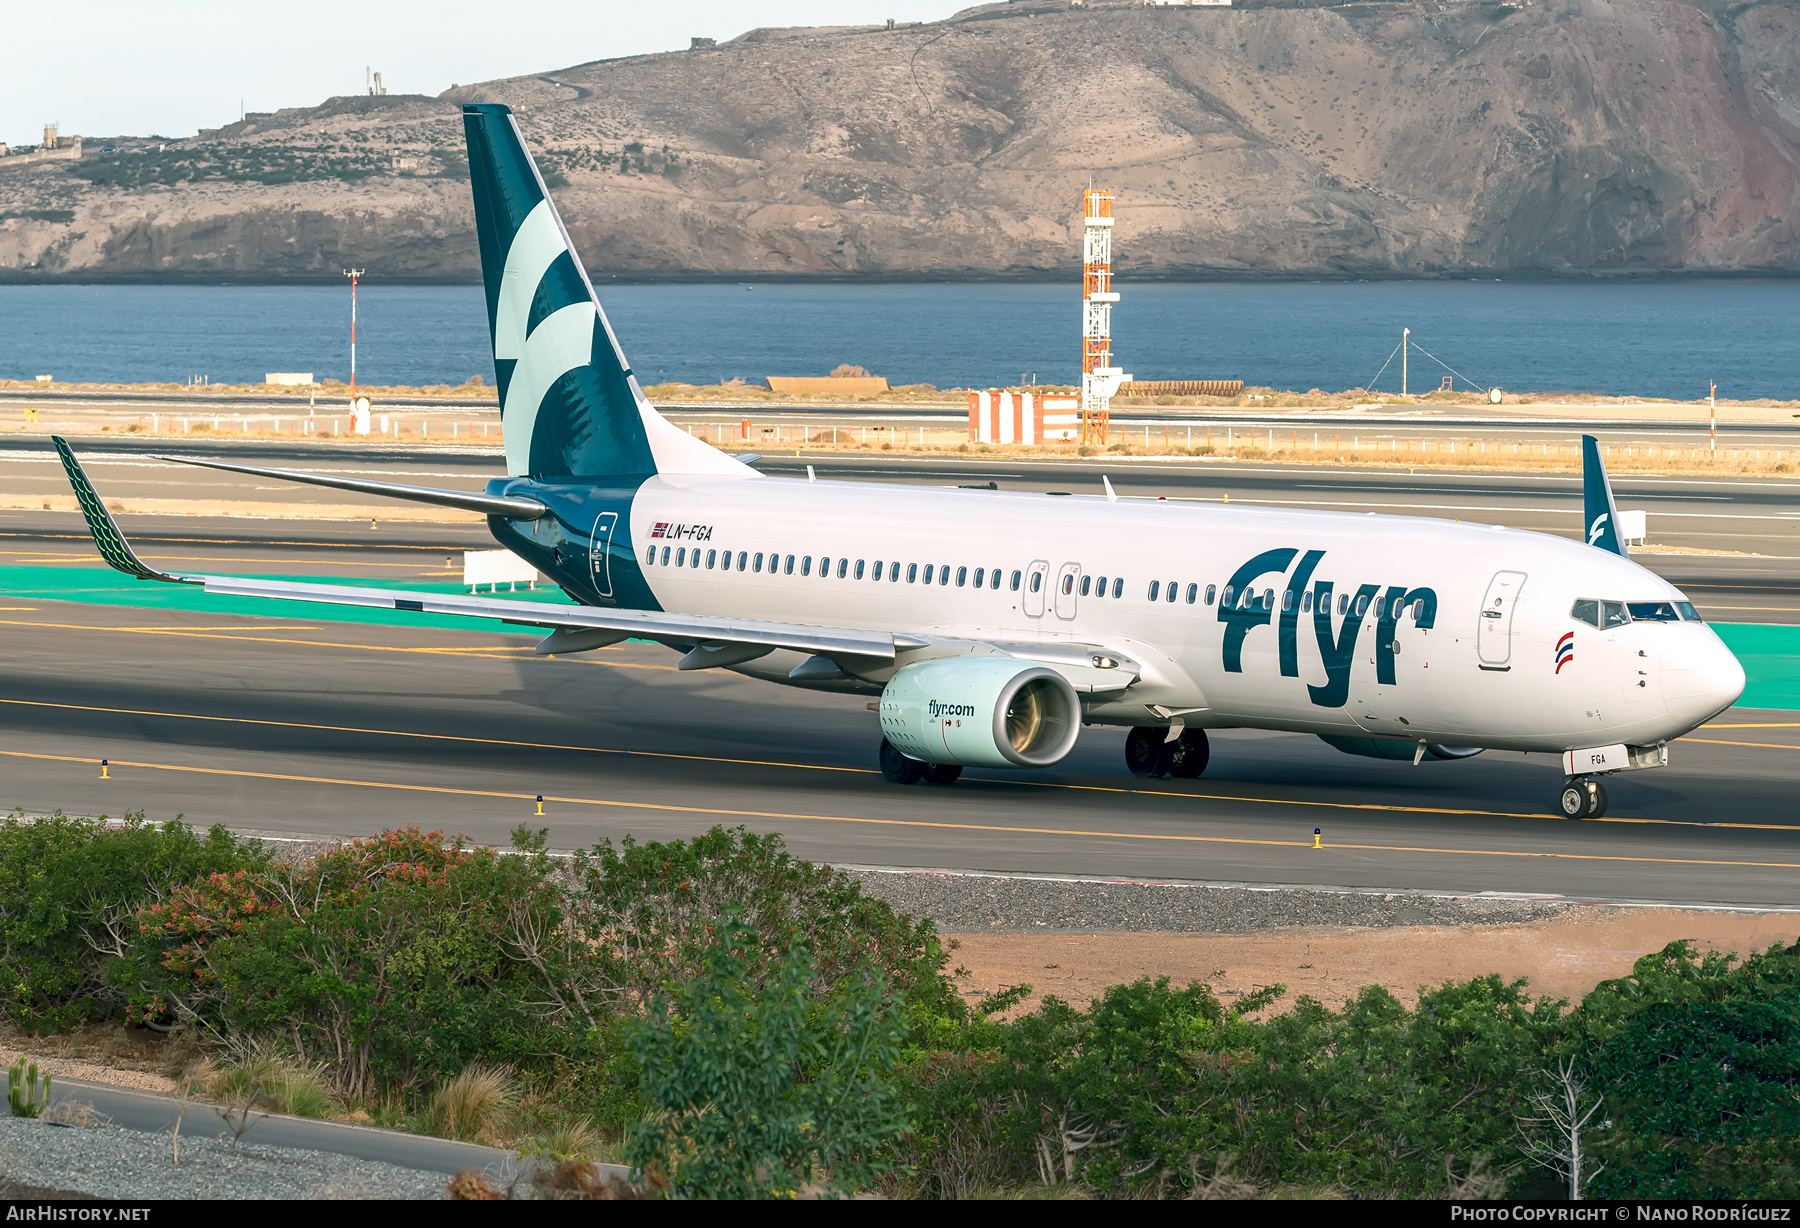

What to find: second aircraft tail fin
left=1580, top=434, right=1628, bottom=557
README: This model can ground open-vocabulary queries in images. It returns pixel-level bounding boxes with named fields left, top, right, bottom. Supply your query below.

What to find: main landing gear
left=1558, top=777, right=1609, bottom=820
left=879, top=738, right=962, bottom=785
left=1124, top=726, right=1210, bottom=780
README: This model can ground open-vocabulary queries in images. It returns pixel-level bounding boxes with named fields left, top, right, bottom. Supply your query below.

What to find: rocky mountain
left=2, top=0, right=1797, bottom=281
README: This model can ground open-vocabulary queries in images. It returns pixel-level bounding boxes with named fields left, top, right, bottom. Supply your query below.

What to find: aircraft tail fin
left=1581, top=434, right=1628, bottom=557
left=461, top=103, right=747, bottom=480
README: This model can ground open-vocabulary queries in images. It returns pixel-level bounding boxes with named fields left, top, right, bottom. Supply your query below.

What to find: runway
left=0, top=600, right=1795, bottom=907
left=2, top=440, right=1796, bottom=909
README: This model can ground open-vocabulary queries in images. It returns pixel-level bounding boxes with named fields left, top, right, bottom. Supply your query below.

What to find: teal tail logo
left=463, top=103, right=654, bottom=479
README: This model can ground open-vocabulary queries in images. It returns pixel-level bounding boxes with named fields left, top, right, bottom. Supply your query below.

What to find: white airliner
left=51, top=103, right=1745, bottom=820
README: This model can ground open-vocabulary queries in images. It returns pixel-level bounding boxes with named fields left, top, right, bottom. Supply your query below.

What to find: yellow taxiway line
left=4, top=747, right=1799, bottom=872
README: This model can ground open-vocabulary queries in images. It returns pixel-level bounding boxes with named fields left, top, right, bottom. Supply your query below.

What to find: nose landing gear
left=1558, top=777, right=1609, bottom=819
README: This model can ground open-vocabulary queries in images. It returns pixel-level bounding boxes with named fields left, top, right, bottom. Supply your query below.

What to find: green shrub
left=899, top=973, right=1566, bottom=1197
left=0, top=811, right=259, bottom=1031
left=625, top=917, right=907, bottom=1198
left=1581, top=940, right=1800, bottom=1199
left=127, top=826, right=565, bottom=1097
left=7, top=1058, right=51, bottom=1118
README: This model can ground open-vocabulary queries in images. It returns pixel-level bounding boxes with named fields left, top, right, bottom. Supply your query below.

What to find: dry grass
left=715, top=436, right=1800, bottom=480
left=426, top=1064, right=519, bottom=1145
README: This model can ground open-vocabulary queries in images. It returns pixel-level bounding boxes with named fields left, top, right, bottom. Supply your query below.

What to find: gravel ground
left=845, top=868, right=1600, bottom=933
left=0, top=1118, right=450, bottom=1200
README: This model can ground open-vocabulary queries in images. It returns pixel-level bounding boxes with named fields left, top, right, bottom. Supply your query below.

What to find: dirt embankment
left=2, top=0, right=1798, bottom=282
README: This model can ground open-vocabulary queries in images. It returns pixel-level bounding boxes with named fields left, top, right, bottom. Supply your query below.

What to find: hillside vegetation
left=1, top=0, right=1797, bottom=281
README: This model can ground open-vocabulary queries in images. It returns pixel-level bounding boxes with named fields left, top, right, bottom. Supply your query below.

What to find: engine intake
left=879, top=658, right=1080, bottom=769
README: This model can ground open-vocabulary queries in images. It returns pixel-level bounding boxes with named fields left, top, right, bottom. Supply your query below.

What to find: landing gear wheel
left=922, top=763, right=963, bottom=785
left=1559, top=778, right=1608, bottom=819
left=879, top=738, right=925, bottom=785
left=1125, top=727, right=1174, bottom=778
left=1168, top=729, right=1211, bottom=779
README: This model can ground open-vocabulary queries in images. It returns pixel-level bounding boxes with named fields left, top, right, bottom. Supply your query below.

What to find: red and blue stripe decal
left=1554, top=631, right=1575, bottom=674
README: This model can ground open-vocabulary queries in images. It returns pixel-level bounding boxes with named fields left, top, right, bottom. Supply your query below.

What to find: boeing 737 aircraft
left=51, top=103, right=1745, bottom=820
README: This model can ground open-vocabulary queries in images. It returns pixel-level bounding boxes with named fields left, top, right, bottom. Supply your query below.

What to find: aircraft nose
left=1663, top=630, right=1746, bottom=728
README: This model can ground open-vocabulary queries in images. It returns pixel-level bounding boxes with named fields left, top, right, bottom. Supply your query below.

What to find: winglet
left=50, top=436, right=192, bottom=583
left=1580, top=434, right=1628, bottom=557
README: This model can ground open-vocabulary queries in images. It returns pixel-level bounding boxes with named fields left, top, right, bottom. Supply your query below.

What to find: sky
left=2, top=1, right=968, bottom=148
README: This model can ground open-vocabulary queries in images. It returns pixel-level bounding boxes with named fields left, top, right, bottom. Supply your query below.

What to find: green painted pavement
left=0, top=564, right=574, bottom=633
left=1714, top=623, right=1800, bottom=712
left=2, top=564, right=1796, bottom=709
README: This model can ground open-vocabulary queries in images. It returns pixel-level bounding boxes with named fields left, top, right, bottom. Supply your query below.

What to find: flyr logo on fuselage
left=1219, top=548, right=1438, bottom=709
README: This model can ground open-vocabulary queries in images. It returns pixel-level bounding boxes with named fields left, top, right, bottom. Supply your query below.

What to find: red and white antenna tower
left=1080, top=188, right=1126, bottom=444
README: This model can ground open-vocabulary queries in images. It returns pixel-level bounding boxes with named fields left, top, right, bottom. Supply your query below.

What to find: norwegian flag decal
left=650, top=522, right=669, bottom=538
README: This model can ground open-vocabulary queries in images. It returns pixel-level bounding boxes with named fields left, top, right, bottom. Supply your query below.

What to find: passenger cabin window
left=973, top=567, right=984, bottom=588
left=1354, top=594, right=1368, bottom=617
left=1029, top=571, right=1042, bottom=593
left=644, top=547, right=655, bottom=565
left=1012, top=570, right=1023, bottom=591
left=1220, top=584, right=1233, bottom=607
left=1062, top=574, right=1075, bottom=595
left=1282, top=589, right=1294, bottom=612
left=1112, top=578, right=1123, bottom=599
left=784, top=554, right=796, bottom=575
left=1205, top=584, right=1216, bottom=606
left=891, top=562, right=902, bottom=582
left=1167, top=581, right=1178, bottom=603
left=1186, top=583, right=1198, bottom=605
left=1337, top=593, right=1349, bottom=616
left=1628, top=601, right=1680, bottom=622
left=940, top=565, right=951, bottom=586
left=1301, top=590, right=1314, bottom=614
left=908, top=564, right=919, bottom=583
left=753, top=552, right=764, bottom=573
left=1094, top=575, right=1106, bottom=597
left=1148, top=580, right=1160, bottom=601
left=1410, top=598, right=1422, bottom=620
left=923, top=564, right=934, bottom=584
left=838, top=558, right=849, bottom=579
left=872, top=561, right=883, bottom=581
left=801, top=556, right=812, bottom=576
left=854, top=560, right=864, bottom=579
left=1079, top=575, right=1090, bottom=596
left=706, top=550, right=716, bottom=569
left=676, top=547, right=686, bottom=567
left=692, top=549, right=702, bottom=568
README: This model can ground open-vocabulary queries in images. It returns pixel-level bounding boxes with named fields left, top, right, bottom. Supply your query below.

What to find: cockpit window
left=1674, top=601, right=1702, bottom=622
left=1570, top=599, right=1600, bottom=628
left=1627, top=601, right=1681, bottom=622
left=1601, top=600, right=1629, bottom=628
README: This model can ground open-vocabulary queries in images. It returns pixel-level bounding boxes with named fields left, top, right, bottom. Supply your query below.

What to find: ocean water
left=2, top=279, right=1798, bottom=401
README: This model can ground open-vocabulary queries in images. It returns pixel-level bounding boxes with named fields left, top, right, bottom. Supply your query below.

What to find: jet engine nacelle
left=879, top=658, right=1080, bottom=769
left=1318, top=735, right=1484, bottom=762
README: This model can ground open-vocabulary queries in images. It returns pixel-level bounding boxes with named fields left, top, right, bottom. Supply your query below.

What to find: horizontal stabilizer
left=148, top=453, right=547, bottom=519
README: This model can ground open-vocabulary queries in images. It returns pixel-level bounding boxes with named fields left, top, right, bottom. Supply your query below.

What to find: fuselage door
left=1477, top=569, right=1526, bottom=666
left=1023, top=560, right=1050, bottom=618
left=1054, top=562, right=1082, bottom=621
left=589, top=511, right=618, bottom=599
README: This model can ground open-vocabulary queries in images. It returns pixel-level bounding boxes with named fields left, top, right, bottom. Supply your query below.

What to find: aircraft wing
left=51, top=437, right=1147, bottom=686
left=50, top=435, right=915, bottom=663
